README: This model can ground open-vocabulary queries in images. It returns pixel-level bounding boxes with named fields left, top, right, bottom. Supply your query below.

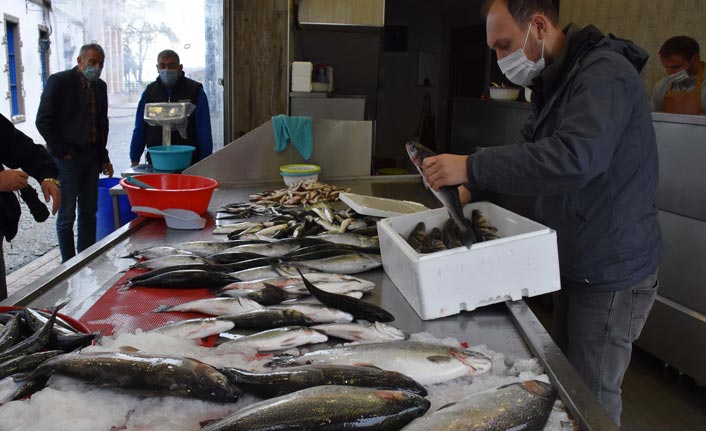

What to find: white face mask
left=670, top=69, right=689, bottom=83
left=497, top=23, right=546, bottom=87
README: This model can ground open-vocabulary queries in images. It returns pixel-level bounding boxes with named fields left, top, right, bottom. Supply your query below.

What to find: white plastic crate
left=377, top=201, right=560, bottom=320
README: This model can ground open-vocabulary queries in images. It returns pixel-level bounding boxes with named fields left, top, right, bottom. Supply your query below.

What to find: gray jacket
left=467, top=25, right=662, bottom=291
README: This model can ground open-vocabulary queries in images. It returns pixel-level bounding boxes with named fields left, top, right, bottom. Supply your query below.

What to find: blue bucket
left=146, top=145, right=195, bottom=171
left=96, top=177, right=137, bottom=241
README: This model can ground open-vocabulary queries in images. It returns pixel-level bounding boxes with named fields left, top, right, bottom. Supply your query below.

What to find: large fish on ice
left=405, top=141, right=476, bottom=247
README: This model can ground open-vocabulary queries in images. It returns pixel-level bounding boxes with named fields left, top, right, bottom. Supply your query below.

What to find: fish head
left=373, top=322, right=409, bottom=341
left=449, top=348, right=492, bottom=375
left=521, top=380, right=557, bottom=400
left=405, top=141, right=423, bottom=167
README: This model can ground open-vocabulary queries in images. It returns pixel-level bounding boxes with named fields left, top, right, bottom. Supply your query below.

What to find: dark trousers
left=55, top=158, right=99, bottom=262
left=553, top=271, right=659, bottom=427
left=0, top=239, right=6, bottom=300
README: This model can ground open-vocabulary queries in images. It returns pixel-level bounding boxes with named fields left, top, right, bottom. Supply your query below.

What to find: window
left=5, top=18, right=25, bottom=121
left=39, top=29, right=50, bottom=89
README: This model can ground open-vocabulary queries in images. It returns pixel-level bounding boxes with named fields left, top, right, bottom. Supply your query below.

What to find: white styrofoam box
left=292, top=61, right=313, bottom=77
left=292, top=77, right=312, bottom=92
left=377, top=201, right=560, bottom=320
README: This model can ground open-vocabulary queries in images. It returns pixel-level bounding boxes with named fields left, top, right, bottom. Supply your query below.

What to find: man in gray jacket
left=422, top=0, right=662, bottom=426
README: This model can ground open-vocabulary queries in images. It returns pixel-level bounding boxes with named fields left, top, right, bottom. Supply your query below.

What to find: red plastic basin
left=119, top=174, right=219, bottom=218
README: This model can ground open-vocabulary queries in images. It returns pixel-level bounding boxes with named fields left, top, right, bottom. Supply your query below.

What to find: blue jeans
left=55, top=158, right=99, bottom=262
left=553, top=271, right=659, bottom=427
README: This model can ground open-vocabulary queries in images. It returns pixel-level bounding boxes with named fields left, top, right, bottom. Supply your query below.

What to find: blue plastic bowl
left=147, top=145, right=195, bottom=171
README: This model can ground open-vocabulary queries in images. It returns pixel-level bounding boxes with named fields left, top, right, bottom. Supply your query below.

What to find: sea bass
left=310, top=321, right=408, bottom=342
left=215, top=326, right=327, bottom=353
left=147, top=317, right=235, bottom=339
left=405, top=141, right=476, bottom=247
left=28, top=351, right=241, bottom=402
left=269, top=341, right=492, bottom=386
left=219, top=364, right=427, bottom=398
left=400, top=380, right=557, bottom=431
left=155, top=297, right=263, bottom=316
left=201, top=385, right=430, bottom=431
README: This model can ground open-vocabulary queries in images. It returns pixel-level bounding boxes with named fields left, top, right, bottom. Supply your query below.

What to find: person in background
left=421, top=0, right=662, bottom=426
left=0, top=114, right=60, bottom=299
left=36, top=43, right=113, bottom=263
left=650, top=36, right=706, bottom=115
left=129, top=49, right=213, bottom=167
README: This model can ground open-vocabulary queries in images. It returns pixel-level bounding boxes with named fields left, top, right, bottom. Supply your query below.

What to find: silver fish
left=221, top=242, right=301, bottom=257
left=212, top=222, right=263, bottom=235
left=215, top=326, right=328, bottom=352
left=270, top=341, right=492, bottom=386
left=311, top=321, right=409, bottom=342
left=401, top=380, right=557, bottom=431
left=147, top=317, right=235, bottom=339
left=123, top=246, right=195, bottom=260
left=405, top=141, right=476, bottom=247
left=201, top=385, right=430, bottom=431
left=174, top=240, right=241, bottom=256
left=283, top=291, right=364, bottom=304
left=155, top=297, right=263, bottom=316
left=269, top=304, right=354, bottom=324
left=294, top=252, right=382, bottom=274
left=317, top=233, right=380, bottom=248
left=131, top=254, right=209, bottom=270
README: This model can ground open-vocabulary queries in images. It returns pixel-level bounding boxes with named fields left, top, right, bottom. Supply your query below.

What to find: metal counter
left=1, top=177, right=617, bottom=431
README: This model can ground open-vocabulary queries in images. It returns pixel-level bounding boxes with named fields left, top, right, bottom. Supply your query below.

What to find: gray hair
left=79, top=43, right=105, bottom=59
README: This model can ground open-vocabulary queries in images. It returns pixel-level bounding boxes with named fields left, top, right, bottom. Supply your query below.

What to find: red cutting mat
left=79, top=269, right=219, bottom=345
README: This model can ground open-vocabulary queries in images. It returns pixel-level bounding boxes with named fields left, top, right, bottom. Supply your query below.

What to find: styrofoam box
left=377, top=201, right=560, bottom=320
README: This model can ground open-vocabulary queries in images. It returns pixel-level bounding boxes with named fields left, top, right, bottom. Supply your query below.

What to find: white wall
left=0, top=0, right=60, bottom=143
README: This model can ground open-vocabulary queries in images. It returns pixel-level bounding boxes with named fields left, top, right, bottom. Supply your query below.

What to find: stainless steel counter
left=1, top=177, right=617, bottom=430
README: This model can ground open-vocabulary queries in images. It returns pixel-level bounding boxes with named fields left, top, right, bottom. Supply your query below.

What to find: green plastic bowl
left=147, top=145, right=195, bottom=171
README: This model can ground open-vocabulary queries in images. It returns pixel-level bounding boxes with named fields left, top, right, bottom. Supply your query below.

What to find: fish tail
left=461, top=228, right=477, bottom=249
left=153, top=304, right=173, bottom=313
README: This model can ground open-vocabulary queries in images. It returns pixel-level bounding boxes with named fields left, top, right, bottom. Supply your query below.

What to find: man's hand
left=0, top=170, right=29, bottom=192
left=41, top=180, right=61, bottom=215
left=102, top=163, right=114, bottom=177
left=130, top=161, right=139, bottom=167
left=421, top=154, right=469, bottom=191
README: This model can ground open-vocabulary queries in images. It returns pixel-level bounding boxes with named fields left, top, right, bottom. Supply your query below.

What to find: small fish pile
left=405, top=210, right=499, bottom=254
left=0, top=302, right=101, bottom=404
left=248, top=180, right=350, bottom=206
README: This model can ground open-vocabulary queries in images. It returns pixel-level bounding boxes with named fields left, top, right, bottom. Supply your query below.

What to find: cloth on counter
left=272, top=115, right=313, bottom=160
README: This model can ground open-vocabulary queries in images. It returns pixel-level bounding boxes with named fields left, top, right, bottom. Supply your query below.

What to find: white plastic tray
left=377, top=201, right=560, bottom=320
left=340, top=193, right=429, bottom=218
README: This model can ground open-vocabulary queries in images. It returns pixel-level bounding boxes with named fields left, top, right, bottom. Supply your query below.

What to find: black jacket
left=467, top=25, right=662, bottom=291
left=142, top=75, right=202, bottom=163
left=0, top=114, right=58, bottom=241
left=36, top=66, right=110, bottom=171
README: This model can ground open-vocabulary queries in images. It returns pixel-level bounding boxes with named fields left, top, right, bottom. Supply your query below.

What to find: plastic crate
left=377, top=201, right=560, bottom=320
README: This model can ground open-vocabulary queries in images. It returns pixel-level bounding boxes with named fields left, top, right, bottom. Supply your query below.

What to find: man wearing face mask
left=36, top=43, right=113, bottom=263
left=129, top=49, right=213, bottom=167
left=421, top=0, right=661, bottom=425
left=650, top=36, right=706, bottom=115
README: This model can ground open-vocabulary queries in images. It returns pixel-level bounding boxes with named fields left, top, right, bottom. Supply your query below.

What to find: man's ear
left=531, top=14, right=548, bottom=40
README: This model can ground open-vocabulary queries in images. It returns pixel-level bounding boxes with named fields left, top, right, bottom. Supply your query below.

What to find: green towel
left=272, top=115, right=313, bottom=160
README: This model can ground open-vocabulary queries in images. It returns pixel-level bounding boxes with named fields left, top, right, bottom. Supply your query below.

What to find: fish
left=294, top=252, right=382, bottom=274
left=220, top=309, right=315, bottom=330
left=122, top=246, right=195, bottom=260
left=219, top=273, right=375, bottom=296
left=219, top=364, right=427, bottom=399
left=127, top=269, right=239, bottom=289
left=147, top=317, right=235, bottom=339
left=200, top=385, right=430, bottom=431
left=212, top=222, right=264, bottom=235
left=269, top=304, right=354, bottom=324
left=406, top=222, right=426, bottom=252
left=311, top=321, right=409, bottom=342
left=0, top=350, right=64, bottom=381
left=155, top=297, right=263, bottom=316
left=173, top=240, right=245, bottom=256
left=471, top=209, right=500, bottom=242
left=0, top=315, right=22, bottom=352
left=0, top=305, right=62, bottom=363
left=207, top=251, right=269, bottom=265
left=130, top=254, right=210, bottom=270
left=242, top=284, right=292, bottom=305
left=21, top=307, right=78, bottom=336
left=215, top=326, right=328, bottom=353
left=28, top=350, right=241, bottom=402
left=423, top=227, right=447, bottom=253
left=406, top=141, right=476, bottom=247
left=442, top=218, right=463, bottom=249
left=124, top=264, right=216, bottom=284
left=50, top=332, right=101, bottom=351
left=0, top=374, right=49, bottom=404
left=220, top=242, right=303, bottom=258
left=400, top=380, right=557, bottom=431
left=317, top=233, right=380, bottom=248
left=268, top=341, right=492, bottom=386
left=282, top=291, right=364, bottom=305
left=298, top=269, right=394, bottom=322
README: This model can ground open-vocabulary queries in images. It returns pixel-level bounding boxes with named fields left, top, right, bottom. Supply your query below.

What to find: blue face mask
left=82, top=65, right=102, bottom=82
left=159, top=69, right=179, bottom=87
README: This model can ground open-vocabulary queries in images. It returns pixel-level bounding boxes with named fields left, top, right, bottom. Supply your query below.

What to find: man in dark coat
left=36, top=43, right=113, bottom=262
left=129, top=49, right=213, bottom=167
left=422, top=0, right=662, bottom=426
left=0, top=114, right=60, bottom=299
